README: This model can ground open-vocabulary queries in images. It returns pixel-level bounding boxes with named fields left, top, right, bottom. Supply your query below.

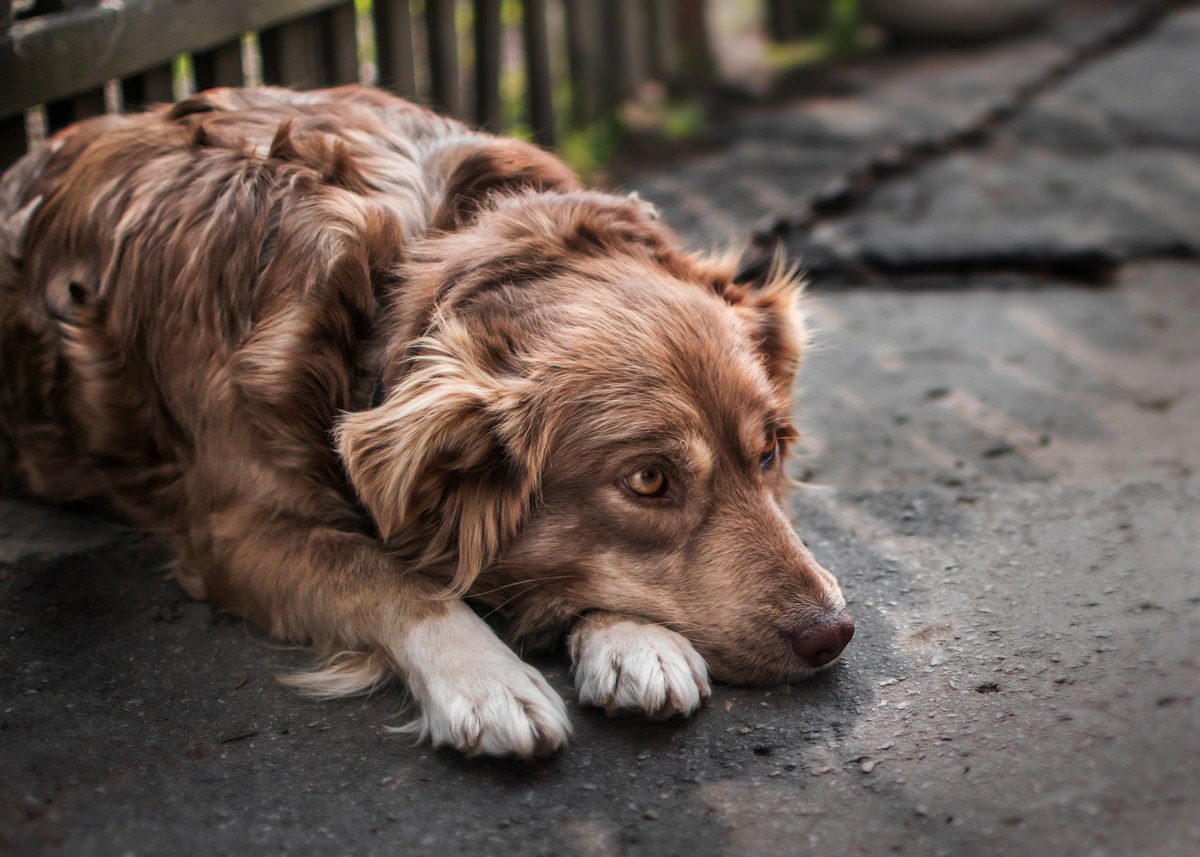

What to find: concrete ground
left=2, top=3, right=1198, bottom=856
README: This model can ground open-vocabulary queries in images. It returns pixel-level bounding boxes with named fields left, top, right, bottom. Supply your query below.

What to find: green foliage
left=659, top=100, right=705, bottom=140
left=826, top=0, right=864, bottom=53
left=558, top=120, right=620, bottom=181
left=766, top=0, right=869, bottom=70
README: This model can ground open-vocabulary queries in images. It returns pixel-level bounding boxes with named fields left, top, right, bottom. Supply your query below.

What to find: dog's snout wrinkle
left=790, top=610, right=854, bottom=668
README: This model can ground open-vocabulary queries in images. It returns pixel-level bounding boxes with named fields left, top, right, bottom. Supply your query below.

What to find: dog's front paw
left=398, top=605, right=571, bottom=759
left=570, top=619, right=711, bottom=719
left=416, top=659, right=571, bottom=759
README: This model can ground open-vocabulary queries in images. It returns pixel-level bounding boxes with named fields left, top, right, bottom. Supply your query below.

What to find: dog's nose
left=790, top=611, right=855, bottom=668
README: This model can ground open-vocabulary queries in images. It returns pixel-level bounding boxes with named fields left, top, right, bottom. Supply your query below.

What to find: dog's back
left=0, top=86, right=573, bottom=533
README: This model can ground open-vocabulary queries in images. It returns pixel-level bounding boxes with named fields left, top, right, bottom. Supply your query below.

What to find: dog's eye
left=760, top=439, right=779, bottom=470
left=625, top=467, right=667, bottom=497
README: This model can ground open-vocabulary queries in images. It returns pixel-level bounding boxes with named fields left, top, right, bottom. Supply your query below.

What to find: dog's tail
left=280, top=648, right=430, bottom=738
left=279, top=648, right=395, bottom=700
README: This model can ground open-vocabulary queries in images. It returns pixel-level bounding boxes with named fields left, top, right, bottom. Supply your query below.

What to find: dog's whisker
left=467, top=573, right=576, bottom=600
left=564, top=611, right=719, bottom=648
left=478, top=580, right=559, bottom=620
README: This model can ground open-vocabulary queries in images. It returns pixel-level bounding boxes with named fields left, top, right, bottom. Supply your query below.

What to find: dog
left=0, top=85, right=852, bottom=758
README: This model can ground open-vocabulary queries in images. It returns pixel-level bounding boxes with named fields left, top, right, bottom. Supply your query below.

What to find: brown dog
left=0, top=86, right=852, bottom=757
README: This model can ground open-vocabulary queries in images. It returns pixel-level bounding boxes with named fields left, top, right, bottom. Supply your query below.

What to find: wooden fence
left=0, top=0, right=731, bottom=171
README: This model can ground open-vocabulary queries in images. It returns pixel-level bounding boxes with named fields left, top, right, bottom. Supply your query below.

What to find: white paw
left=570, top=619, right=711, bottom=719
left=394, top=603, right=571, bottom=758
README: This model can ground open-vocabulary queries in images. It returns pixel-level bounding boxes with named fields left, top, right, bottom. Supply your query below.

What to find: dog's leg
left=203, top=520, right=571, bottom=758
left=568, top=612, right=711, bottom=719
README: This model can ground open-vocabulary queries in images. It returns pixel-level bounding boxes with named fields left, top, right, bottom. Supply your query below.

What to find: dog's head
left=338, top=191, right=850, bottom=684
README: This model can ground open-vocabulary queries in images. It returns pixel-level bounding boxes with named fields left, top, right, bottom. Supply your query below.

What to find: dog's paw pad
left=570, top=620, right=711, bottom=719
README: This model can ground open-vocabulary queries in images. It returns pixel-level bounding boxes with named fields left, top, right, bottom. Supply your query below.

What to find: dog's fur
left=0, top=86, right=848, bottom=757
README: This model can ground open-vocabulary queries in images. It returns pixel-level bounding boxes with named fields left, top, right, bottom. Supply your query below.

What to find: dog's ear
left=726, top=263, right=808, bottom=395
left=335, top=319, right=544, bottom=590
left=433, top=140, right=580, bottom=231
left=675, top=251, right=809, bottom=395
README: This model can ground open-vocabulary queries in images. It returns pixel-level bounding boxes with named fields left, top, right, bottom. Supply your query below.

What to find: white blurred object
left=862, top=0, right=1064, bottom=41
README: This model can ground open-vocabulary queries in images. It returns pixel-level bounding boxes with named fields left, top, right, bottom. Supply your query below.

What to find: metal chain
left=736, top=0, right=1191, bottom=283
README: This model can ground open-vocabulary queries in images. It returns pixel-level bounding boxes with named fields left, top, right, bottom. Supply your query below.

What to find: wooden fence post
left=644, top=0, right=675, bottom=83
left=674, top=0, right=714, bottom=91
left=322, top=2, right=359, bottom=85
left=474, top=0, right=502, bottom=132
left=564, top=0, right=600, bottom=126
left=374, top=0, right=418, bottom=98
left=522, top=0, right=555, bottom=147
left=260, top=17, right=326, bottom=88
left=426, top=0, right=461, bottom=116
left=598, top=0, right=632, bottom=112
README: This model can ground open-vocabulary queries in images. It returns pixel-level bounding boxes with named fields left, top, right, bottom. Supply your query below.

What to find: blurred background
left=0, top=0, right=1068, bottom=178
left=5, top=1, right=1188, bottom=274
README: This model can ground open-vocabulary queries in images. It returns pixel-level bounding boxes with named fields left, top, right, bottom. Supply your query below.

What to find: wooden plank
left=425, top=0, right=460, bottom=116
left=521, top=0, right=554, bottom=147
left=322, top=2, right=359, bottom=86
left=121, top=63, right=175, bottom=111
left=0, top=111, right=26, bottom=172
left=0, top=0, right=355, bottom=117
left=474, top=0, right=502, bottom=132
left=260, top=16, right=325, bottom=88
left=261, top=3, right=357, bottom=90
left=563, top=0, right=599, bottom=126
left=373, top=0, right=416, bottom=98
left=193, top=39, right=244, bottom=90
